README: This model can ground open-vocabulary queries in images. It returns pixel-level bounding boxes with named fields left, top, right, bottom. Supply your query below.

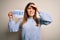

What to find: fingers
left=8, top=11, right=13, bottom=19
left=30, top=5, right=39, bottom=12
left=8, top=11, right=13, bottom=16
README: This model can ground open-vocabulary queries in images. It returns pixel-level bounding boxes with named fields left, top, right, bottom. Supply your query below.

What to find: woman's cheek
left=27, top=10, right=30, bottom=13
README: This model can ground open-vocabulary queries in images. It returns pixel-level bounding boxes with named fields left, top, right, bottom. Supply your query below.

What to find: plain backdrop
left=0, top=0, right=60, bottom=40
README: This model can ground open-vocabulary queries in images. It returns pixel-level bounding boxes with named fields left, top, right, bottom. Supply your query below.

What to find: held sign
left=12, top=10, right=24, bottom=18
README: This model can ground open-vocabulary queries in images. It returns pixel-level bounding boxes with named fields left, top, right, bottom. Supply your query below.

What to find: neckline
left=28, top=17, right=33, bottom=19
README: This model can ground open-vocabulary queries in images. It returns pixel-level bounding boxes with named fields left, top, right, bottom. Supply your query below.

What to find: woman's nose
left=30, top=8, right=33, bottom=12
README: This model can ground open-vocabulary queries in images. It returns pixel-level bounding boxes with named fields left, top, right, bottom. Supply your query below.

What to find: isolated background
left=0, top=0, right=60, bottom=40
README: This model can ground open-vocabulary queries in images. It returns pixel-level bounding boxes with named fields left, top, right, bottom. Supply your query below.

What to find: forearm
left=39, top=11, right=52, bottom=25
left=8, top=19, right=20, bottom=32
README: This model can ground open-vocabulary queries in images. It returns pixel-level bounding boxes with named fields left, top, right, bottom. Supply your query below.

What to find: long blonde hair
left=20, top=2, right=40, bottom=27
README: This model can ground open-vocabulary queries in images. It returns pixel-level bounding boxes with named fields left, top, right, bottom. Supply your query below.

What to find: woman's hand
left=8, top=11, right=21, bottom=23
left=8, top=11, right=13, bottom=20
left=30, top=4, right=40, bottom=12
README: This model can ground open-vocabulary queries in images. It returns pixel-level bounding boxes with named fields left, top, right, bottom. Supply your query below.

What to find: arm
left=39, top=11, right=52, bottom=25
left=8, top=19, right=20, bottom=32
left=8, top=10, right=23, bottom=32
left=30, top=5, right=52, bottom=25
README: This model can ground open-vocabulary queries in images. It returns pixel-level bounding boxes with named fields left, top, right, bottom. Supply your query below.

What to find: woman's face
left=27, top=4, right=36, bottom=17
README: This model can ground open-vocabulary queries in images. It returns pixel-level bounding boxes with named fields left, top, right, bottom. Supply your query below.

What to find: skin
left=8, top=4, right=37, bottom=18
left=8, top=4, right=38, bottom=23
left=27, top=4, right=36, bottom=18
left=8, top=11, right=20, bottom=23
left=8, top=12, right=13, bottom=20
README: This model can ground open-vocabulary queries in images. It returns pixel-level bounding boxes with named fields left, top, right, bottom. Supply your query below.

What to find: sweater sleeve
left=8, top=10, right=24, bottom=32
left=39, top=11, right=52, bottom=25
left=8, top=19, right=21, bottom=32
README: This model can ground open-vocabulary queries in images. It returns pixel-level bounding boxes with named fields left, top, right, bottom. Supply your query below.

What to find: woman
left=8, top=2, right=52, bottom=40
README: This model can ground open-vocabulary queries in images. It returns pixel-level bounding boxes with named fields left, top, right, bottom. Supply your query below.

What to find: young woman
left=8, top=2, right=52, bottom=40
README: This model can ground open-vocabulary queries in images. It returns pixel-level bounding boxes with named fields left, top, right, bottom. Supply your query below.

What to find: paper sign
left=12, top=10, right=24, bottom=18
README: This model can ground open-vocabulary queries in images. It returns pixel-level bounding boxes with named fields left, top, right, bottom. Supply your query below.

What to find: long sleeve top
left=8, top=10, right=52, bottom=40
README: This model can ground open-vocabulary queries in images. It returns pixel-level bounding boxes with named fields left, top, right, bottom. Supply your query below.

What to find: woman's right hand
left=8, top=11, right=21, bottom=23
left=8, top=11, right=13, bottom=20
